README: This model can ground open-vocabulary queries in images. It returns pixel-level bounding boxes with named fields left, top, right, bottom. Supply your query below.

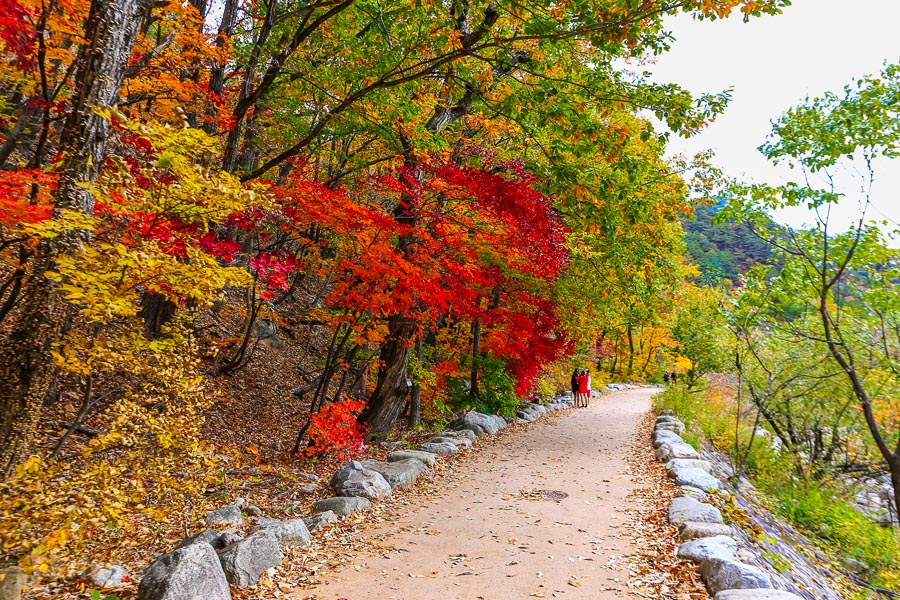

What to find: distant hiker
left=663, top=372, right=670, bottom=384
left=584, top=369, right=592, bottom=408
left=670, top=371, right=677, bottom=383
left=576, top=369, right=589, bottom=408
left=571, top=368, right=580, bottom=403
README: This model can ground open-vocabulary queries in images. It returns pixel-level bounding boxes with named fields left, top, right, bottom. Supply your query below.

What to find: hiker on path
left=670, top=371, right=677, bottom=383
left=571, top=368, right=580, bottom=405
left=584, top=369, right=592, bottom=408
left=663, top=372, right=670, bottom=384
left=576, top=369, right=589, bottom=408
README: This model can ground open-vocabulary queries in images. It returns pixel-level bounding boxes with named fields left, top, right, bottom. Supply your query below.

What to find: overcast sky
left=644, top=0, right=900, bottom=236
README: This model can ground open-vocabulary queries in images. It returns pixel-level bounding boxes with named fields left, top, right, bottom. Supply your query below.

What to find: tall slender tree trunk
left=407, top=336, right=422, bottom=428
left=470, top=315, right=482, bottom=399
left=0, top=0, right=149, bottom=479
left=626, top=323, right=635, bottom=375
left=203, top=0, right=238, bottom=135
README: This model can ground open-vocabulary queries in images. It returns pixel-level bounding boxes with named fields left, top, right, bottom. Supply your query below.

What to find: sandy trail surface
left=305, top=387, right=656, bottom=600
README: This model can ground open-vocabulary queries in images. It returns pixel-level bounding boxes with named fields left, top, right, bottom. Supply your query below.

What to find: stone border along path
left=653, top=413, right=811, bottom=600
left=105, top=387, right=651, bottom=600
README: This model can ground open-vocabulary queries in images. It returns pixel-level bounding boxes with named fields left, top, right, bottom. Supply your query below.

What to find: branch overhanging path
left=303, top=387, right=659, bottom=600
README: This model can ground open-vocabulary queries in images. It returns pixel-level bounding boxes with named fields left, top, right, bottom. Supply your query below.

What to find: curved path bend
left=304, top=387, right=656, bottom=600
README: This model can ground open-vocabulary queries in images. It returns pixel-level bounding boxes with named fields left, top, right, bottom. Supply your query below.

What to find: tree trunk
left=407, top=336, right=422, bottom=428
left=470, top=315, right=482, bottom=399
left=138, top=292, right=176, bottom=339
left=0, top=0, right=148, bottom=479
left=626, top=323, right=635, bottom=375
left=358, top=313, right=416, bottom=437
left=203, top=0, right=238, bottom=135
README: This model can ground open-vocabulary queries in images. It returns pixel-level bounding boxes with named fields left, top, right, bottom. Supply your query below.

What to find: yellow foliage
left=0, top=118, right=265, bottom=576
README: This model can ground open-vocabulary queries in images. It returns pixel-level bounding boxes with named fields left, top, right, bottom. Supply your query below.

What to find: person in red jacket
left=576, top=369, right=589, bottom=408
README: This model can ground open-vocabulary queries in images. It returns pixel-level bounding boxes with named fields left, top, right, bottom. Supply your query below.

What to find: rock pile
left=135, top=497, right=313, bottom=600
left=652, top=414, right=807, bottom=600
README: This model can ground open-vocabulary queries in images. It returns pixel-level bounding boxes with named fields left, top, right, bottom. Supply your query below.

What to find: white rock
left=674, top=468, right=720, bottom=491
left=701, top=558, right=772, bottom=596
left=139, top=542, right=231, bottom=600
left=388, top=449, right=437, bottom=466
left=669, top=497, right=723, bottom=525
left=677, top=535, right=738, bottom=563
left=678, top=521, right=734, bottom=541
left=657, top=442, right=700, bottom=462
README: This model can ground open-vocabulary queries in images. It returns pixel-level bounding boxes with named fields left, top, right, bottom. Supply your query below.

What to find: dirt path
left=304, top=387, right=657, bottom=600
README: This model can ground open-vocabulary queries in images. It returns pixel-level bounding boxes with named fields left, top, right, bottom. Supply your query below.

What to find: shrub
left=771, top=481, right=900, bottom=590
left=305, top=398, right=368, bottom=461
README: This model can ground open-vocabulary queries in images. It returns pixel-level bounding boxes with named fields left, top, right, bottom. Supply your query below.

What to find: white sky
left=645, top=0, right=900, bottom=236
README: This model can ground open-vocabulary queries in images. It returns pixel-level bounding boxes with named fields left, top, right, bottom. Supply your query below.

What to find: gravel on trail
left=301, top=387, right=658, bottom=600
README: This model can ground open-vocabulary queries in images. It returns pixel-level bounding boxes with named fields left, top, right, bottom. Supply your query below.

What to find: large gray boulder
left=205, top=505, right=242, bottom=529
left=656, top=420, right=686, bottom=434
left=666, top=459, right=714, bottom=475
left=656, top=415, right=680, bottom=424
left=668, top=497, right=723, bottom=525
left=174, top=529, right=222, bottom=551
left=701, top=558, right=772, bottom=595
left=218, top=531, right=284, bottom=587
left=716, top=591, right=805, bottom=600
left=361, top=458, right=427, bottom=489
left=418, top=441, right=459, bottom=455
left=388, top=449, right=436, bottom=466
left=678, top=521, right=735, bottom=541
left=138, top=541, right=231, bottom=600
left=677, top=536, right=738, bottom=563
left=425, top=436, right=472, bottom=449
left=459, top=411, right=500, bottom=436
left=303, top=511, right=337, bottom=533
left=657, top=442, right=700, bottom=462
left=652, top=430, right=685, bottom=448
left=444, top=429, right=476, bottom=441
left=0, top=567, right=26, bottom=600
left=674, top=468, right=720, bottom=491
left=252, top=518, right=312, bottom=547
left=523, top=405, right=547, bottom=418
left=678, top=486, right=709, bottom=502
left=312, top=496, right=371, bottom=516
left=330, top=461, right=392, bottom=499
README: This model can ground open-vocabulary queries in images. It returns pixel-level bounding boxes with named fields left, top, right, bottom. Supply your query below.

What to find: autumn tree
left=669, top=284, right=728, bottom=387
left=721, top=62, right=900, bottom=515
left=0, top=0, right=152, bottom=477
